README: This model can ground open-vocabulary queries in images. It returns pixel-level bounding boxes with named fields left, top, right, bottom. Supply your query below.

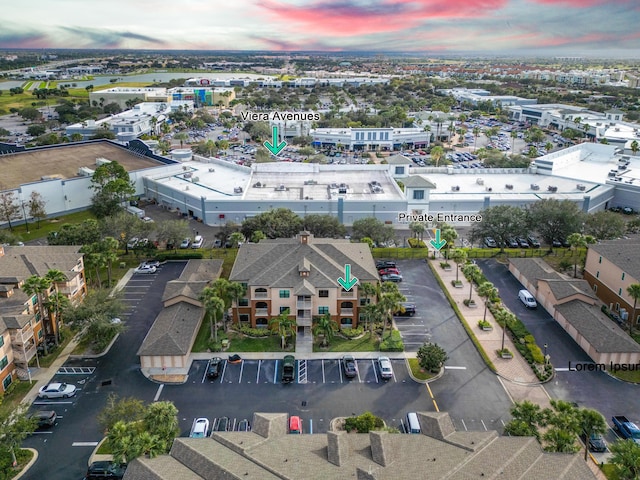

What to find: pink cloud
left=258, top=0, right=508, bottom=37
left=530, top=0, right=633, bottom=6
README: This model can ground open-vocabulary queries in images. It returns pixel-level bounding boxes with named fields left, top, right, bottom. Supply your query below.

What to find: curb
left=13, top=448, right=38, bottom=480
left=404, top=358, right=444, bottom=384
left=69, top=333, right=120, bottom=360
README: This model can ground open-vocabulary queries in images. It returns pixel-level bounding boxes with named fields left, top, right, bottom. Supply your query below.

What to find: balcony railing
left=340, top=290, right=355, bottom=298
left=254, top=308, right=269, bottom=316
left=296, top=302, right=312, bottom=309
left=254, top=292, right=269, bottom=299
left=13, top=344, right=36, bottom=364
left=339, top=308, right=354, bottom=316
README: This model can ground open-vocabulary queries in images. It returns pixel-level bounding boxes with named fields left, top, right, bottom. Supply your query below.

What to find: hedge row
left=340, top=326, right=365, bottom=338
left=233, top=325, right=274, bottom=337
left=379, top=329, right=404, bottom=352
left=407, top=238, right=427, bottom=248
left=155, top=252, right=204, bottom=261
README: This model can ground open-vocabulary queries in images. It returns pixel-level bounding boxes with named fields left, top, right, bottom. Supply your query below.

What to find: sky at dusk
left=2, top=0, right=639, bottom=55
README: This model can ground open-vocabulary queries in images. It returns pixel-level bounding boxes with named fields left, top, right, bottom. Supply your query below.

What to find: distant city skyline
left=2, top=0, right=639, bottom=56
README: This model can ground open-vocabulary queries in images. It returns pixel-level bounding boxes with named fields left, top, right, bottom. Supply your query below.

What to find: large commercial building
left=311, top=127, right=430, bottom=151
left=89, top=86, right=234, bottom=109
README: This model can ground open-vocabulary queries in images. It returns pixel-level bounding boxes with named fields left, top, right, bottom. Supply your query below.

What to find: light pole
left=21, top=201, right=30, bottom=234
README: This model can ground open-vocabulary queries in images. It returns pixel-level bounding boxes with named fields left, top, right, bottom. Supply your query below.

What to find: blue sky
left=1, top=0, right=639, bottom=55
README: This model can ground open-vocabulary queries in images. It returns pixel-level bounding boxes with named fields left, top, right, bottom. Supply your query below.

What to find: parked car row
left=376, top=260, right=403, bottom=282
left=484, top=234, right=541, bottom=249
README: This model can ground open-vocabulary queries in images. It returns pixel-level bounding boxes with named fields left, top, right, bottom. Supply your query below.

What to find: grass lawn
left=225, top=333, right=285, bottom=352
left=314, top=333, right=379, bottom=352
left=7, top=209, right=97, bottom=243
left=407, top=358, right=436, bottom=381
left=610, top=368, right=640, bottom=383
left=0, top=380, right=36, bottom=416
left=9, top=449, right=34, bottom=480
left=601, top=464, right=620, bottom=480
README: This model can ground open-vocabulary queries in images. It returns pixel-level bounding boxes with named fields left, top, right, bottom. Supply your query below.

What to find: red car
left=379, top=268, right=400, bottom=276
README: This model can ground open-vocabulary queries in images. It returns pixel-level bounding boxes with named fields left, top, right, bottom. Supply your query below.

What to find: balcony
left=296, top=302, right=312, bottom=309
left=339, top=308, right=354, bottom=316
left=296, top=316, right=312, bottom=327
left=340, top=290, right=355, bottom=298
left=254, top=308, right=269, bottom=316
left=254, top=292, right=269, bottom=299
left=13, top=344, right=36, bottom=364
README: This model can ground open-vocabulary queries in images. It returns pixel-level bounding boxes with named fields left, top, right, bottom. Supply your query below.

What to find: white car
left=134, top=264, right=157, bottom=274
left=38, top=382, right=77, bottom=399
left=126, top=237, right=139, bottom=249
left=377, top=356, right=393, bottom=379
left=190, top=418, right=210, bottom=438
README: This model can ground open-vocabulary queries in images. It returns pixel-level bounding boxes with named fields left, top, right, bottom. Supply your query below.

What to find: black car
left=85, top=461, right=126, bottom=480
left=516, top=237, right=530, bottom=248
left=526, top=235, right=541, bottom=248
left=376, top=260, right=397, bottom=269
left=394, top=302, right=416, bottom=316
left=216, top=416, right=229, bottom=432
left=506, top=237, right=519, bottom=248
left=28, top=410, right=57, bottom=428
left=552, top=239, right=563, bottom=248
left=206, top=357, right=223, bottom=379
left=587, top=433, right=607, bottom=452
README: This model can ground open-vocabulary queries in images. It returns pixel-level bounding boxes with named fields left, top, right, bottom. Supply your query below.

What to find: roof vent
left=451, top=185, right=460, bottom=192
left=476, top=178, right=484, bottom=185
left=234, top=187, right=243, bottom=193
left=530, top=184, right=540, bottom=190
left=505, top=184, right=514, bottom=190
left=576, top=184, right=586, bottom=191
left=547, top=185, right=558, bottom=192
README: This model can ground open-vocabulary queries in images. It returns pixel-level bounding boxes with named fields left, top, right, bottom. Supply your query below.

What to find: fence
left=372, top=247, right=576, bottom=260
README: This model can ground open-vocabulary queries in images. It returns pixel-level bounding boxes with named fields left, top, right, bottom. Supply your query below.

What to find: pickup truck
left=612, top=415, right=640, bottom=443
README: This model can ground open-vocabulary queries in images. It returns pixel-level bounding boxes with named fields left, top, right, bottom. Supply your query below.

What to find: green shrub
left=344, top=412, right=385, bottom=433
left=478, top=319, right=492, bottom=329
left=236, top=325, right=273, bottom=337
left=155, top=252, right=204, bottom=261
left=440, top=262, right=451, bottom=269
left=340, top=326, right=364, bottom=338
left=380, top=329, right=404, bottom=352
left=527, top=343, right=545, bottom=364
left=408, top=238, right=427, bottom=248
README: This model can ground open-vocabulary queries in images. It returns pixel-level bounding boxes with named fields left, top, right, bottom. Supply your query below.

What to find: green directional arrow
left=337, top=264, right=359, bottom=291
left=263, top=125, right=287, bottom=155
left=429, top=228, right=447, bottom=251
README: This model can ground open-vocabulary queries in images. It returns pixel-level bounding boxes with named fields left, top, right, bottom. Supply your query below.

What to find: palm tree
left=44, top=269, right=67, bottom=345
left=626, top=283, right=640, bottom=332
left=430, top=145, right=444, bottom=167
left=450, top=249, right=467, bottom=283
left=472, top=127, right=481, bottom=152
left=478, top=282, right=498, bottom=323
left=579, top=409, right=607, bottom=461
left=101, top=237, right=120, bottom=287
left=22, top=275, right=52, bottom=355
left=83, top=250, right=106, bottom=289
left=378, top=282, right=405, bottom=340
left=199, top=288, right=224, bottom=343
left=359, top=282, right=377, bottom=335
left=174, top=132, right=189, bottom=148
left=227, top=282, right=247, bottom=328
left=510, top=130, right=518, bottom=152
left=269, top=309, right=297, bottom=350
left=461, top=263, right=481, bottom=302
left=312, top=313, right=339, bottom=347
left=567, top=233, right=595, bottom=278
left=631, top=140, right=639, bottom=156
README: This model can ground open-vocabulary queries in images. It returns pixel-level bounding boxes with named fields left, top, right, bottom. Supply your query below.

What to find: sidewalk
left=429, top=259, right=551, bottom=408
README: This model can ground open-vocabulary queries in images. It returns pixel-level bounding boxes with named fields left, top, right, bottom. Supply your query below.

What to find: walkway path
left=430, top=259, right=551, bottom=409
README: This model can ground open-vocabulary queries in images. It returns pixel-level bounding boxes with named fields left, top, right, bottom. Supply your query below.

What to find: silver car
left=377, top=356, right=393, bottom=379
left=38, top=382, right=77, bottom=399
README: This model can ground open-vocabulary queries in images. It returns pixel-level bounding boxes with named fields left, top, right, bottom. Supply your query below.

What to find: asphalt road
left=477, top=259, right=640, bottom=448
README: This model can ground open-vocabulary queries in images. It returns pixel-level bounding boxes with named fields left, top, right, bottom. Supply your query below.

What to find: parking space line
left=338, top=360, right=343, bottom=383
left=32, top=401, right=74, bottom=405
left=391, top=363, right=397, bottom=383
left=202, top=360, right=210, bottom=383
left=321, top=360, right=325, bottom=383
left=371, top=359, right=379, bottom=383
left=481, top=419, right=487, bottom=431
left=220, top=361, right=228, bottom=384
left=425, top=383, right=439, bottom=412
left=400, top=418, right=406, bottom=434
left=309, top=419, right=313, bottom=434
left=256, top=360, right=261, bottom=384
left=72, top=442, right=99, bottom=447
left=461, top=418, right=468, bottom=431
left=153, top=384, right=164, bottom=401
left=238, top=360, right=244, bottom=383
left=273, top=360, right=278, bottom=384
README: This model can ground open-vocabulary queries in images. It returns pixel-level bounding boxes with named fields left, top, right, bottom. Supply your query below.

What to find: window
left=615, top=302, right=620, bottom=311
left=340, top=318, right=353, bottom=327
left=319, top=290, right=329, bottom=298
left=593, top=285, right=598, bottom=293
left=37, top=330, right=43, bottom=339
left=279, top=290, right=290, bottom=298
left=596, top=271, right=599, bottom=279
left=599, top=256, right=602, bottom=264
left=619, top=289, right=622, bottom=296
left=0, top=356, right=8, bottom=371
left=622, top=273, right=626, bottom=280
left=239, top=298, right=249, bottom=307
left=0, top=336, right=4, bottom=348
left=413, top=190, right=424, bottom=200
left=255, top=318, right=268, bottom=328
left=395, top=166, right=404, bottom=175
left=239, top=314, right=249, bottom=323
left=2, top=375, right=11, bottom=391
left=318, top=306, right=329, bottom=315
left=359, top=298, right=370, bottom=306
left=280, top=306, right=290, bottom=314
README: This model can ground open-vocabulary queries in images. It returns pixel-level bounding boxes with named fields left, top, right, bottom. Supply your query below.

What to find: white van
left=191, top=235, right=204, bottom=249
left=518, top=289, right=537, bottom=309
left=406, top=412, right=421, bottom=434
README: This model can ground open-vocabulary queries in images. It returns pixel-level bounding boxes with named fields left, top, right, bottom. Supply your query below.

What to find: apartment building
left=583, top=235, right=640, bottom=325
left=229, top=232, right=379, bottom=333
left=0, top=245, right=86, bottom=392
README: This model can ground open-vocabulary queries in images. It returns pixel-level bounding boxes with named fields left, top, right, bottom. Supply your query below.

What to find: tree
left=44, top=269, right=68, bottom=344
left=81, top=245, right=107, bottom=289
left=409, top=221, right=426, bottom=241
left=450, top=249, right=467, bottom=283
left=0, top=191, right=21, bottom=231
left=199, top=288, right=224, bottom=343
left=302, top=214, right=346, bottom=238
left=174, top=132, right=189, bottom=148
left=155, top=219, right=190, bottom=251
left=144, top=401, right=180, bottom=452
left=22, top=275, right=52, bottom=354
left=472, top=126, right=480, bottom=152
left=477, top=282, right=498, bottom=323
left=503, top=400, right=544, bottom=439
left=248, top=122, right=271, bottom=142
left=70, top=132, right=84, bottom=142
left=90, top=161, right=135, bottom=218
left=19, top=107, right=42, bottom=122
left=417, top=342, right=448, bottom=372
left=579, top=409, right=607, bottom=461
left=26, top=124, right=46, bottom=136
left=430, top=145, right=445, bottom=167
left=631, top=140, right=639, bottom=156
left=98, top=237, right=120, bottom=287
left=269, top=309, right=296, bottom=350
left=98, top=393, right=146, bottom=433
left=48, top=219, right=102, bottom=246
left=27, top=191, right=47, bottom=229
left=377, top=282, right=405, bottom=339
left=543, top=400, right=580, bottom=453
left=0, top=405, right=38, bottom=467
left=526, top=199, right=585, bottom=250
left=583, top=210, right=626, bottom=240
left=227, top=282, right=247, bottom=326
left=566, top=233, right=595, bottom=278
left=312, top=312, right=339, bottom=347
left=461, top=263, right=481, bottom=302
left=250, top=230, right=266, bottom=243
left=228, top=231, right=244, bottom=248
left=610, top=439, right=640, bottom=480
left=240, top=208, right=303, bottom=240
left=358, top=282, right=378, bottom=336
left=470, top=205, right=526, bottom=252
left=352, top=217, right=395, bottom=245
left=626, top=284, right=640, bottom=331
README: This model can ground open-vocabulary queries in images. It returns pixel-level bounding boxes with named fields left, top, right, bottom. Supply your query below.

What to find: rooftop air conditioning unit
left=184, top=172, right=192, bottom=178
left=576, top=184, right=586, bottom=191
left=208, top=168, right=215, bottom=172
left=78, top=166, right=95, bottom=177
left=476, top=178, right=484, bottom=185
left=530, top=184, right=540, bottom=190
left=451, top=185, right=460, bottom=192
left=486, top=187, right=493, bottom=192
left=191, top=177, right=199, bottom=183
left=505, top=184, right=514, bottom=190
left=547, top=185, right=558, bottom=192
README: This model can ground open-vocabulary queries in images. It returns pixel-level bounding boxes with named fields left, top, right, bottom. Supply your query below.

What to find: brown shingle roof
left=588, top=236, right=640, bottom=281
left=137, top=302, right=203, bottom=356
left=0, top=246, right=82, bottom=283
